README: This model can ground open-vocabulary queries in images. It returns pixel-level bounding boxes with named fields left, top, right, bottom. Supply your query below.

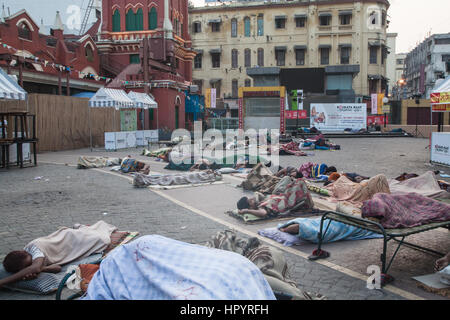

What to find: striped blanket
left=132, top=171, right=222, bottom=188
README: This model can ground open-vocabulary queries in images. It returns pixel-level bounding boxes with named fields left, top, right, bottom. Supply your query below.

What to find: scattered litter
left=400, top=154, right=406, bottom=156
left=44, top=179, right=50, bottom=182
left=440, top=174, right=450, bottom=178
left=66, top=176, right=71, bottom=179
left=34, top=176, right=43, bottom=180
left=102, top=212, right=109, bottom=216
left=181, top=226, right=187, bottom=230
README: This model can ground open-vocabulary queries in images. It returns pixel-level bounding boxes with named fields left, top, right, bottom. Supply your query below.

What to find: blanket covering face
left=361, top=193, right=450, bottom=229
left=83, top=235, right=275, bottom=300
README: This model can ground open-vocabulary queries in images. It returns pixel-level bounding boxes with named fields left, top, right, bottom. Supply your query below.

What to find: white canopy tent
left=127, top=91, right=158, bottom=109
left=88, top=88, right=135, bottom=151
left=0, top=67, right=27, bottom=101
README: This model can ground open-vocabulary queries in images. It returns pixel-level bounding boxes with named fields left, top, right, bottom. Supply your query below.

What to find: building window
left=231, top=18, right=237, bottom=37
left=381, top=46, right=388, bottom=65
left=149, top=7, right=157, bottom=30
left=85, top=44, right=94, bottom=62
left=211, top=22, right=220, bottom=32
left=112, top=9, right=121, bottom=32
left=396, top=59, right=404, bottom=65
left=257, top=48, right=264, bottom=66
left=130, top=54, right=140, bottom=64
left=211, top=53, right=221, bottom=68
left=320, top=48, right=330, bottom=65
left=193, top=80, right=203, bottom=94
left=435, top=38, right=450, bottom=45
left=295, top=49, right=305, bottom=65
left=126, top=8, right=143, bottom=31
left=192, top=21, right=201, bottom=33
left=244, top=17, right=251, bottom=37
left=232, top=79, right=238, bottom=98
left=257, top=15, right=264, bottom=36
left=319, top=14, right=331, bottom=26
left=244, top=49, right=251, bottom=67
left=381, top=11, right=386, bottom=26
left=275, top=17, right=286, bottom=29
left=194, top=54, right=202, bottom=69
left=18, top=22, right=32, bottom=40
left=370, top=46, right=378, bottom=64
left=231, top=49, right=238, bottom=68
left=174, top=19, right=179, bottom=35
left=295, top=16, right=306, bottom=28
left=211, top=83, right=221, bottom=99
left=275, top=49, right=285, bottom=66
left=340, top=14, right=352, bottom=25
left=340, top=46, right=351, bottom=64
left=245, top=79, right=251, bottom=87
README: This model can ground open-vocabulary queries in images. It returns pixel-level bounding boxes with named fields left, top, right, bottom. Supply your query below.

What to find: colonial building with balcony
left=189, top=0, right=390, bottom=111
left=97, top=0, right=196, bottom=131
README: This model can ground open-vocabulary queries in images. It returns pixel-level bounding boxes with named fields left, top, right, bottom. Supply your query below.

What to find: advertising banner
left=205, top=89, right=211, bottom=109
left=285, top=110, right=307, bottom=119
left=211, top=88, right=216, bottom=108
left=310, top=103, right=367, bottom=131
left=432, top=104, right=450, bottom=112
left=371, top=93, right=378, bottom=114
left=367, top=115, right=388, bottom=126
left=431, top=132, right=450, bottom=166
left=431, top=92, right=450, bottom=105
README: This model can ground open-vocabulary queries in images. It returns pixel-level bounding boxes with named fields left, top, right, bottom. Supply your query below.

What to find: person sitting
left=120, top=156, right=150, bottom=175
left=237, top=179, right=314, bottom=218
left=0, top=221, right=117, bottom=289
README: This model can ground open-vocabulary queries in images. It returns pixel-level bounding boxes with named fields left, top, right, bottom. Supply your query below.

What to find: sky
left=3, top=0, right=450, bottom=53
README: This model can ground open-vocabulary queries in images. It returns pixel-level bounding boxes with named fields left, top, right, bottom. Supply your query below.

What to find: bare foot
left=435, top=254, right=450, bottom=272
left=280, top=224, right=299, bottom=235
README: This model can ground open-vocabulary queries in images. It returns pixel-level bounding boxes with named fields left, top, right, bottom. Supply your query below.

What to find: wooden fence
left=0, top=94, right=120, bottom=152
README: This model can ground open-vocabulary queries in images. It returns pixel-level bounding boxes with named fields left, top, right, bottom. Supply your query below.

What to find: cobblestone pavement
left=0, top=136, right=449, bottom=300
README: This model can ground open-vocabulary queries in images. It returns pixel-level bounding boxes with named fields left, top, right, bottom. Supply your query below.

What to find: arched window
left=85, top=43, right=94, bottom=62
left=126, top=8, right=136, bottom=31
left=18, top=22, right=32, bottom=40
left=112, top=9, right=121, bottom=32
left=135, top=8, right=144, bottom=31
left=244, top=48, right=251, bottom=67
left=149, top=7, right=157, bottom=30
left=257, top=48, right=264, bottom=66
left=231, top=49, right=238, bottom=68
left=231, top=18, right=237, bottom=38
left=244, top=17, right=250, bottom=37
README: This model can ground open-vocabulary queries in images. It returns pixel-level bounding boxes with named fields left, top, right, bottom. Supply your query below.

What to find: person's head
left=325, top=166, right=337, bottom=174
left=289, top=170, right=303, bottom=179
left=3, top=251, right=32, bottom=273
left=237, top=196, right=257, bottom=210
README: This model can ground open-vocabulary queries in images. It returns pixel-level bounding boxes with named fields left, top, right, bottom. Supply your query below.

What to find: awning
left=0, top=67, right=27, bottom=100
left=339, top=44, right=352, bottom=48
left=339, top=10, right=353, bottom=15
left=294, top=14, right=307, bottom=18
left=209, top=79, right=222, bottom=84
left=208, top=19, right=222, bottom=24
left=369, top=41, right=382, bottom=47
left=128, top=91, right=158, bottom=109
left=319, top=12, right=332, bottom=17
left=275, top=46, right=287, bottom=51
left=294, top=45, right=307, bottom=50
left=319, top=44, right=332, bottom=49
left=209, top=48, right=222, bottom=54
left=88, top=88, right=135, bottom=109
left=275, top=15, right=287, bottom=19
left=194, top=49, right=204, bottom=55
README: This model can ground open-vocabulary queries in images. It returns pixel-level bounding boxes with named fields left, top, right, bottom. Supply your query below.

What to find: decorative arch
left=16, top=18, right=35, bottom=32
left=149, top=6, right=157, bottom=30
left=112, top=8, right=121, bottom=32
left=175, top=96, right=182, bottom=105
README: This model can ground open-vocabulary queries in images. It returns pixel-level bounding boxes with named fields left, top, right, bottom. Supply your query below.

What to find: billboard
left=310, top=103, right=367, bottom=131
left=431, top=132, right=450, bottom=166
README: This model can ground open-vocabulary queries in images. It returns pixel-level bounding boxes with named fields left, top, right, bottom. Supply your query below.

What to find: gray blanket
left=133, top=171, right=222, bottom=188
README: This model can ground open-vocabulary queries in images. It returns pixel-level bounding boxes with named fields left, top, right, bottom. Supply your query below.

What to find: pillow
left=0, top=253, right=102, bottom=295
left=258, top=228, right=305, bottom=247
left=216, top=168, right=238, bottom=174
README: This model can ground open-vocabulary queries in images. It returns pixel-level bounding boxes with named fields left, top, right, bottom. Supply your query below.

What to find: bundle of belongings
left=132, top=170, right=222, bottom=188
left=77, top=156, right=121, bottom=169
left=312, top=171, right=450, bottom=229
left=302, top=134, right=340, bottom=151
left=117, top=157, right=150, bottom=175
left=271, top=142, right=308, bottom=156
left=298, top=162, right=338, bottom=181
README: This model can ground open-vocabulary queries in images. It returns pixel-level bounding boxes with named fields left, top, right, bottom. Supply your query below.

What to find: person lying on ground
left=435, top=252, right=450, bottom=272
left=83, top=235, right=276, bottom=300
left=236, top=178, right=314, bottom=218
left=120, top=156, right=150, bottom=175
left=275, top=166, right=303, bottom=179
left=0, top=221, right=117, bottom=289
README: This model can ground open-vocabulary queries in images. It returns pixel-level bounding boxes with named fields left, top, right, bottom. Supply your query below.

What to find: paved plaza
left=0, top=136, right=449, bottom=300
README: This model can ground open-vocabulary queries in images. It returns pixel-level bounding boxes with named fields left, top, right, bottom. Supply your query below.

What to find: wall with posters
left=310, top=103, right=367, bottom=131
left=431, top=132, right=450, bottom=166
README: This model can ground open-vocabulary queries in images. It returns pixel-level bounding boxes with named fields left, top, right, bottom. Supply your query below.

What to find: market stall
left=430, top=77, right=450, bottom=166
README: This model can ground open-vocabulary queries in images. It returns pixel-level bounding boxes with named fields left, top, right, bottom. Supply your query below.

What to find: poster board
left=310, top=103, right=367, bottom=131
left=431, top=132, right=450, bottom=166
left=120, top=109, right=137, bottom=131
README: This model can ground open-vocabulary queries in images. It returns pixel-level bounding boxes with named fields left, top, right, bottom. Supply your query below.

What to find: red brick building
left=0, top=10, right=104, bottom=95
left=97, top=0, right=196, bottom=131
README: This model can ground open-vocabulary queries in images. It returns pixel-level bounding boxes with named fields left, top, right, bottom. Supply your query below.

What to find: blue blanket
left=83, top=235, right=275, bottom=300
left=277, top=218, right=383, bottom=243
